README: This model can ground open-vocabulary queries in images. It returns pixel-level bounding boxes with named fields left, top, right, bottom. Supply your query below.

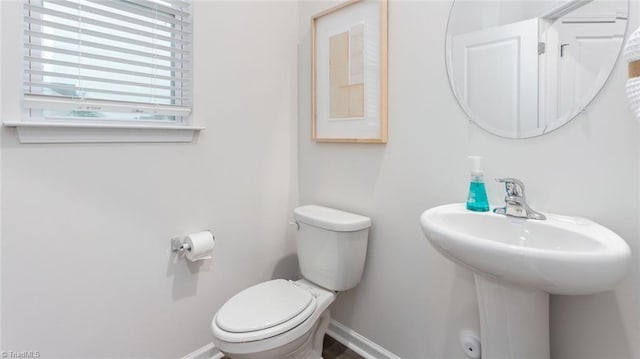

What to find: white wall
left=1, top=1, right=298, bottom=358
left=0, top=0, right=3, bottom=352
left=298, top=1, right=640, bottom=358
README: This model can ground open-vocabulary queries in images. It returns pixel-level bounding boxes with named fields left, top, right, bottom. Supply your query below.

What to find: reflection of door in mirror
left=445, top=0, right=629, bottom=139
left=451, top=18, right=540, bottom=138
left=540, top=13, right=626, bottom=127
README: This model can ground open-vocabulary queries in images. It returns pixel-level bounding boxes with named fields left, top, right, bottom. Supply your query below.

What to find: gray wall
left=298, top=1, right=640, bottom=358
left=1, top=1, right=299, bottom=357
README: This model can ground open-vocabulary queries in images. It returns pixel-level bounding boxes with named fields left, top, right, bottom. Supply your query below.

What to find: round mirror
left=446, top=0, right=629, bottom=138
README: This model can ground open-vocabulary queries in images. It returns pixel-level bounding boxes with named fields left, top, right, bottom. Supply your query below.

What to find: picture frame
left=311, top=0, right=388, bottom=143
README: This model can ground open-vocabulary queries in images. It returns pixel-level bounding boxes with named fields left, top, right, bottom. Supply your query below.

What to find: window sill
left=3, top=121, right=205, bottom=144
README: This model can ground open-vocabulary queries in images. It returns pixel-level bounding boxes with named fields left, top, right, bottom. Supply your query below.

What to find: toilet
left=211, top=205, right=371, bottom=359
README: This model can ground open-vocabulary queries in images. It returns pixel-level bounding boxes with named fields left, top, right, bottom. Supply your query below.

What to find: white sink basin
left=420, top=203, right=630, bottom=295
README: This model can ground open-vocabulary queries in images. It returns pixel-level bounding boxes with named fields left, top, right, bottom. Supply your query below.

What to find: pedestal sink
left=420, top=203, right=630, bottom=359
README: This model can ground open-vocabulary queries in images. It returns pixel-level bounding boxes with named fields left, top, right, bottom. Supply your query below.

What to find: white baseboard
left=181, top=320, right=400, bottom=359
left=326, top=320, right=401, bottom=359
left=180, top=342, right=224, bottom=359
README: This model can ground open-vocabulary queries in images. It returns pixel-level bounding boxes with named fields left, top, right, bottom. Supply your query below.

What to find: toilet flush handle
left=289, top=220, right=300, bottom=230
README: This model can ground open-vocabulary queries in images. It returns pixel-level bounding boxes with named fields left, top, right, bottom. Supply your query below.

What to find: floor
left=221, top=335, right=363, bottom=359
left=322, top=335, right=363, bottom=359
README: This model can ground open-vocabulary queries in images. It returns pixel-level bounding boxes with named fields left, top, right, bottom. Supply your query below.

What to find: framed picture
left=311, top=0, right=388, bottom=143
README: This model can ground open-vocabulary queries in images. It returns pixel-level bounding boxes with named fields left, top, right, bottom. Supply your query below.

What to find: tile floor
left=221, top=335, right=363, bottom=359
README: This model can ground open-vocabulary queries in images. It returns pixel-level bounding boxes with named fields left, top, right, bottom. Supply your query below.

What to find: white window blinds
left=23, top=0, right=192, bottom=123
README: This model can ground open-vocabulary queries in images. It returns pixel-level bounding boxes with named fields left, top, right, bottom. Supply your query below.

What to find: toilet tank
left=293, top=205, right=371, bottom=291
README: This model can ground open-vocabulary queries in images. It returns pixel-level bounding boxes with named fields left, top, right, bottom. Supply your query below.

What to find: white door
left=555, top=19, right=625, bottom=118
left=451, top=18, right=540, bottom=137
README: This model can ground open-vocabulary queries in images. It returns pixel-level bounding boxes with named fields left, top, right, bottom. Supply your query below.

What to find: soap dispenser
left=466, top=156, right=490, bottom=212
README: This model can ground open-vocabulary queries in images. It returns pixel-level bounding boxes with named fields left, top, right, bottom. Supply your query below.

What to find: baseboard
left=180, top=342, right=224, bottom=359
left=181, top=320, right=400, bottom=359
left=326, top=319, right=401, bottom=359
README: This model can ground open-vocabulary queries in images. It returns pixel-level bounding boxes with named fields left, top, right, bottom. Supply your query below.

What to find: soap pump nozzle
left=468, top=155, right=484, bottom=180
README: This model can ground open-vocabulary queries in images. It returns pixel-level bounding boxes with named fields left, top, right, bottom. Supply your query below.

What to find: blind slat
left=25, top=44, right=189, bottom=72
left=24, top=4, right=191, bottom=41
left=25, top=31, right=188, bottom=61
left=84, top=0, right=190, bottom=25
left=43, top=0, right=192, bottom=29
left=167, top=0, right=191, bottom=9
left=25, top=17, right=188, bottom=53
left=26, top=1, right=190, bottom=36
left=127, top=0, right=190, bottom=17
left=27, top=70, right=189, bottom=91
left=24, top=94, right=191, bottom=117
left=25, top=82, right=187, bottom=102
left=25, top=57, right=190, bottom=82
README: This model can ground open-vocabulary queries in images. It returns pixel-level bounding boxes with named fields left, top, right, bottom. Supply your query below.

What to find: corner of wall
left=0, top=0, right=5, bottom=351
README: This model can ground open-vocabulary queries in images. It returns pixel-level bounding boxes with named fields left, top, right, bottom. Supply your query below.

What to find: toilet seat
left=213, top=279, right=318, bottom=343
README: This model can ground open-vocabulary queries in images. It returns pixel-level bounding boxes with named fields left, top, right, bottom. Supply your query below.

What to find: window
left=14, top=0, right=198, bottom=143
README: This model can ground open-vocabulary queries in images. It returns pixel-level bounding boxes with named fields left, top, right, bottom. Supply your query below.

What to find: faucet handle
left=495, top=178, right=525, bottom=197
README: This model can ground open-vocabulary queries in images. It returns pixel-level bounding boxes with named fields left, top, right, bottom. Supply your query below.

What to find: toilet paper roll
left=184, top=231, right=215, bottom=261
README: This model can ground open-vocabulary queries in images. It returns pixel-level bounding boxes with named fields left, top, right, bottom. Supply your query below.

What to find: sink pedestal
left=475, top=275, right=550, bottom=359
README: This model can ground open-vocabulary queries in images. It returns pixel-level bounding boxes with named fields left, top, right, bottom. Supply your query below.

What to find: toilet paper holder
left=171, top=230, right=215, bottom=261
left=171, top=237, right=192, bottom=253
left=171, top=230, right=215, bottom=253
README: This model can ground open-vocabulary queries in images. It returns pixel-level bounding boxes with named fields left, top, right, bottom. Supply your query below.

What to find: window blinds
left=23, top=0, right=192, bottom=122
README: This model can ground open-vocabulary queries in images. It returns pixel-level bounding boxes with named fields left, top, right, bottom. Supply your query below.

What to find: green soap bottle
left=466, top=156, right=490, bottom=212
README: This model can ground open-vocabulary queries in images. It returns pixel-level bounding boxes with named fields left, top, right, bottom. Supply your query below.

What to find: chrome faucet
left=493, top=178, right=546, bottom=220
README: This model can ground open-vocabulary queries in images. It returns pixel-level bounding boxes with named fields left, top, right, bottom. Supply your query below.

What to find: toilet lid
left=215, top=279, right=315, bottom=334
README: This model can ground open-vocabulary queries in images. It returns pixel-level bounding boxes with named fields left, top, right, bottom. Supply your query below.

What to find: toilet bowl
left=212, top=279, right=335, bottom=359
left=211, top=205, right=371, bottom=359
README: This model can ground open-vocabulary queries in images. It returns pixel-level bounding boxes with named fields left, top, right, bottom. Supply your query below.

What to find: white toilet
left=211, top=205, right=371, bottom=359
